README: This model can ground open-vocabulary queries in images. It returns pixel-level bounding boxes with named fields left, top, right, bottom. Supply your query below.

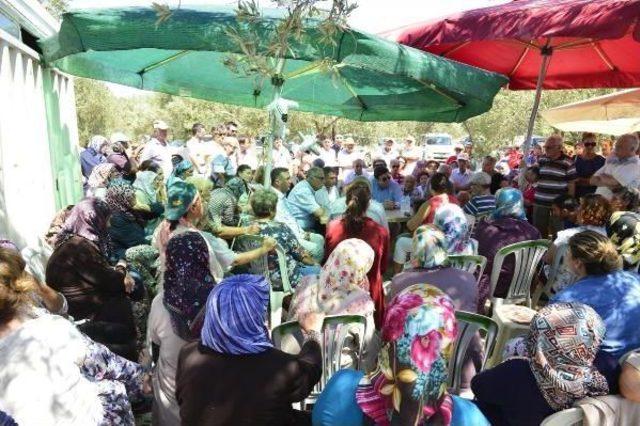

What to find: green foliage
left=43, top=0, right=68, bottom=19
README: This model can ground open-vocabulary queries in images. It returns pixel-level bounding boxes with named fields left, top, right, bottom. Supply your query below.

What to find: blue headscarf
left=492, top=188, right=526, bottom=220
left=433, top=204, right=473, bottom=254
left=201, top=274, right=273, bottom=355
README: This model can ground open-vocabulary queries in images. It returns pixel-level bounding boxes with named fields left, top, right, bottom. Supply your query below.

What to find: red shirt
left=422, top=194, right=460, bottom=225
left=325, top=217, right=390, bottom=327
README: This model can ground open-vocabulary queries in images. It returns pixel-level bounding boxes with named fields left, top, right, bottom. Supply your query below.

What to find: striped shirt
left=463, top=195, right=496, bottom=217
left=534, top=154, right=577, bottom=206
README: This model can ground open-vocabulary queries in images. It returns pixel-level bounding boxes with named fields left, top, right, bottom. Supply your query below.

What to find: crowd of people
left=2, top=118, right=640, bottom=425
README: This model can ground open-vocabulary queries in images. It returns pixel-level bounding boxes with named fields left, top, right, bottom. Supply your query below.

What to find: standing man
left=235, top=136, right=258, bottom=170
left=371, top=165, right=403, bottom=210
left=401, top=136, right=422, bottom=175
left=140, top=119, right=173, bottom=179
left=533, top=135, right=577, bottom=238
left=210, top=137, right=239, bottom=186
left=376, top=138, right=398, bottom=167
left=318, top=138, right=338, bottom=167
left=287, top=167, right=329, bottom=231
left=272, top=138, right=292, bottom=169
left=575, top=132, right=605, bottom=198
left=450, top=153, right=472, bottom=192
left=186, top=123, right=214, bottom=175
left=591, top=133, right=640, bottom=200
left=337, top=137, right=361, bottom=179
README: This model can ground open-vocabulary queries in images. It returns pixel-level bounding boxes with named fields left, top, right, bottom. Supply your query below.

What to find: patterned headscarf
left=607, top=211, right=640, bottom=269
left=492, top=188, right=526, bottom=220
left=411, top=225, right=448, bottom=269
left=527, top=302, right=608, bottom=410
left=87, top=163, right=116, bottom=189
left=88, top=135, right=108, bottom=153
left=55, top=198, right=112, bottom=258
left=163, top=231, right=215, bottom=340
left=201, top=274, right=273, bottom=355
left=133, top=171, right=160, bottom=204
left=433, top=204, right=473, bottom=254
left=356, top=285, right=457, bottom=425
left=105, top=184, right=136, bottom=219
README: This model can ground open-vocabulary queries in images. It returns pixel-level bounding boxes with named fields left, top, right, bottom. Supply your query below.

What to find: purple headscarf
left=163, top=231, right=215, bottom=340
left=412, top=160, right=428, bottom=177
left=201, top=274, right=273, bottom=355
left=55, top=198, right=112, bottom=257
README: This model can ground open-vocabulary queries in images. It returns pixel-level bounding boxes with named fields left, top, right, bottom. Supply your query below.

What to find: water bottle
left=401, top=195, right=411, bottom=214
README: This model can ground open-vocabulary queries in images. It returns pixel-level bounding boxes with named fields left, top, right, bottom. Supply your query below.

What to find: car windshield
left=424, top=136, right=452, bottom=146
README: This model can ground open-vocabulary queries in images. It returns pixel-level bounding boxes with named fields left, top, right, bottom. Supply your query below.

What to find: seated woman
left=476, top=188, right=540, bottom=313
left=0, top=248, right=148, bottom=425
left=246, top=188, right=320, bottom=289
left=607, top=211, right=640, bottom=271
left=167, top=158, right=194, bottom=187
left=45, top=198, right=138, bottom=360
left=325, top=179, right=389, bottom=327
left=610, top=187, right=640, bottom=213
left=176, top=274, right=323, bottom=425
left=132, top=164, right=166, bottom=237
left=433, top=203, right=476, bottom=255
left=546, top=193, right=611, bottom=292
left=328, top=177, right=389, bottom=231
left=406, top=172, right=459, bottom=232
left=86, top=163, right=117, bottom=198
left=551, top=230, right=640, bottom=358
left=148, top=231, right=216, bottom=425
left=106, top=184, right=148, bottom=262
left=312, top=285, right=490, bottom=426
left=472, top=302, right=619, bottom=426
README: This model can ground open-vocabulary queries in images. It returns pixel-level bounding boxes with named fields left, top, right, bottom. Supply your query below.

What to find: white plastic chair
left=541, top=408, right=583, bottom=426
left=235, top=235, right=292, bottom=329
left=448, top=254, right=487, bottom=286
left=532, top=243, right=572, bottom=306
left=271, top=314, right=367, bottom=409
left=448, top=311, right=498, bottom=394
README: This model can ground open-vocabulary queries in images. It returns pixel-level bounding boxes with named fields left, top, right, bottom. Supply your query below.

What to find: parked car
left=422, top=133, right=455, bottom=162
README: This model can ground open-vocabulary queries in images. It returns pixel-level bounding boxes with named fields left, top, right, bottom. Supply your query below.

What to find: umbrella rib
left=440, top=41, right=471, bottom=57
left=138, top=50, right=192, bottom=75
left=509, top=45, right=530, bottom=77
left=591, top=41, right=616, bottom=71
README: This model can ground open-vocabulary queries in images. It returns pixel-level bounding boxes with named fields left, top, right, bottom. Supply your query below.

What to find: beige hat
left=457, top=153, right=470, bottom=162
left=153, top=119, right=169, bottom=130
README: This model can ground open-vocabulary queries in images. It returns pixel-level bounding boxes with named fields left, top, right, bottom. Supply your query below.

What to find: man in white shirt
left=140, top=119, right=174, bottom=179
left=376, top=138, right=399, bottom=167
left=337, top=137, right=362, bottom=179
left=273, top=138, right=292, bottom=169
left=315, top=166, right=340, bottom=211
left=271, top=167, right=324, bottom=262
left=591, top=133, right=640, bottom=199
left=450, top=153, right=473, bottom=192
left=235, top=136, right=258, bottom=170
left=186, top=122, right=215, bottom=175
left=401, top=136, right=422, bottom=175
left=318, top=138, right=338, bottom=167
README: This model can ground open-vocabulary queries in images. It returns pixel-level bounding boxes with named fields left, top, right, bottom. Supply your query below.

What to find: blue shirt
left=551, top=270, right=640, bottom=358
left=312, top=369, right=490, bottom=426
left=287, top=180, right=322, bottom=230
left=370, top=178, right=402, bottom=205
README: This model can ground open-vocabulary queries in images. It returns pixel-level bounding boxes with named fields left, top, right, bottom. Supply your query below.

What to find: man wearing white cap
left=140, top=119, right=173, bottom=178
left=450, top=153, right=472, bottom=191
left=376, top=138, right=399, bottom=167
left=337, top=137, right=362, bottom=180
left=400, top=136, right=421, bottom=174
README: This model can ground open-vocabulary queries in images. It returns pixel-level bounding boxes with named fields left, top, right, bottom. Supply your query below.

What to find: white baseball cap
left=110, top=132, right=130, bottom=144
left=457, top=153, right=470, bottom=162
left=153, top=120, right=169, bottom=130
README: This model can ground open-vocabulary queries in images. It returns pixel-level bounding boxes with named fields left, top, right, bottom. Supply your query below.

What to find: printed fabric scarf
left=55, top=198, right=112, bottom=258
left=492, top=187, right=527, bottom=220
left=607, top=211, right=640, bottom=269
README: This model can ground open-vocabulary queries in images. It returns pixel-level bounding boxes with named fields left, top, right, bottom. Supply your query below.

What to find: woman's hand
left=262, top=237, right=277, bottom=253
left=246, top=223, right=260, bottom=235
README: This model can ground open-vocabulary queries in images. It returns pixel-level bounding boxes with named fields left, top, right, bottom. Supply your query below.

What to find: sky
left=67, top=0, right=507, bottom=96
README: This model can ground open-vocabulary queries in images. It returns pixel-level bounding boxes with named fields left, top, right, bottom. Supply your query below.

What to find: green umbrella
left=40, top=5, right=507, bottom=185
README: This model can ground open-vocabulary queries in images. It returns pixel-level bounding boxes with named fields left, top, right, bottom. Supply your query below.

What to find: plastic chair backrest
left=532, top=242, right=571, bottom=306
left=271, top=314, right=367, bottom=401
left=448, top=255, right=487, bottom=282
left=489, top=239, right=551, bottom=307
left=541, top=408, right=583, bottom=426
left=448, top=310, right=498, bottom=394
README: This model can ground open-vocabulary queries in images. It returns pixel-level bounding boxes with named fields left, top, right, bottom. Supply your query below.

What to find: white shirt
left=337, top=149, right=363, bottom=178
left=140, top=138, right=174, bottom=178
left=272, top=187, right=306, bottom=240
left=450, top=168, right=472, bottom=189
left=148, top=293, right=188, bottom=426
left=315, top=185, right=340, bottom=211
left=186, top=137, right=217, bottom=172
left=273, top=146, right=292, bottom=168
left=401, top=146, right=422, bottom=174
left=318, top=147, right=338, bottom=167
left=594, top=155, right=640, bottom=199
left=236, top=148, right=259, bottom=170
left=329, top=197, right=389, bottom=231
left=375, top=148, right=399, bottom=167
left=343, top=169, right=371, bottom=186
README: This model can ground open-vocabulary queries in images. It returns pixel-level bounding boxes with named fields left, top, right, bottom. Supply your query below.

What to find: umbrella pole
left=263, top=59, right=287, bottom=189
left=523, top=46, right=552, bottom=154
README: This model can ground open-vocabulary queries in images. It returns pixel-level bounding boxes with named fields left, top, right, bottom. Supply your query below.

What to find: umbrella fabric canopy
left=541, top=89, right=640, bottom=135
left=385, top=0, right=640, bottom=90
left=39, top=5, right=507, bottom=123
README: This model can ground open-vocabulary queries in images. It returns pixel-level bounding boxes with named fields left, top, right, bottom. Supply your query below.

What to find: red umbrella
left=384, top=0, right=640, bottom=149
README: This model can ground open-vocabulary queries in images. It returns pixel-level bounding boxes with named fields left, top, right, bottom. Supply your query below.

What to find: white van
left=422, top=133, right=455, bottom=162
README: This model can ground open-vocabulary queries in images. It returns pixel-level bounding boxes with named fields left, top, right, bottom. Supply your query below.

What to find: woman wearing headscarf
left=433, top=204, right=476, bottom=255
left=475, top=188, right=541, bottom=313
left=167, top=159, right=194, bottom=187
left=312, top=285, right=489, bottom=426
left=87, top=163, right=117, bottom=198
left=175, top=274, right=323, bottom=425
left=0, top=248, right=150, bottom=425
left=472, top=302, right=619, bottom=426
left=106, top=184, right=148, bottom=262
left=133, top=168, right=166, bottom=237
left=45, top=198, right=138, bottom=360
left=551, top=230, right=640, bottom=358
left=80, top=135, right=108, bottom=180
left=607, top=211, right=640, bottom=270
left=148, top=231, right=216, bottom=425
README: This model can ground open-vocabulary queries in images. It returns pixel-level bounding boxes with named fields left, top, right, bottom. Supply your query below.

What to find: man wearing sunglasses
left=371, top=165, right=403, bottom=210
left=575, top=133, right=605, bottom=198
left=592, top=133, right=640, bottom=200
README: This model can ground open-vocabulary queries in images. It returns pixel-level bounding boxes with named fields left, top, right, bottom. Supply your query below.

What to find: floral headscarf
left=88, top=135, right=108, bottom=153
left=433, top=204, right=474, bottom=254
left=288, top=239, right=375, bottom=319
left=201, top=274, right=273, bottom=355
left=492, top=188, right=526, bottom=220
left=607, top=211, right=640, bottom=269
left=356, top=285, right=457, bottom=425
left=87, top=163, right=116, bottom=189
left=55, top=198, right=112, bottom=258
left=105, top=184, right=136, bottom=219
left=527, top=302, right=608, bottom=410
left=410, top=225, right=448, bottom=269
left=133, top=171, right=160, bottom=204
left=163, top=231, right=215, bottom=340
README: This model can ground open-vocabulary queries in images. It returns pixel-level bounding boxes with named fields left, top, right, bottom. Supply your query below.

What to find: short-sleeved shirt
left=273, top=147, right=291, bottom=168
left=208, top=188, right=238, bottom=229
left=594, top=155, right=640, bottom=199
left=315, top=186, right=340, bottom=211
left=318, top=148, right=338, bottom=167
left=575, top=155, right=606, bottom=197
left=287, top=181, right=321, bottom=230
left=140, top=138, right=173, bottom=178
left=534, top=154, right=577, bottom=206
left=370, top=178, right=403, bottom=205
left=463, top=195, right=496, bottom=217
left=450, top=168, right=472, bottom=189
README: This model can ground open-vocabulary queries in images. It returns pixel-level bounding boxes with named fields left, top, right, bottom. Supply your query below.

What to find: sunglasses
left=380, top=176, right=390, bottom=182
left=584, top=142, right=597, bottom=147
left=392, top=165, right=400, bottom=168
